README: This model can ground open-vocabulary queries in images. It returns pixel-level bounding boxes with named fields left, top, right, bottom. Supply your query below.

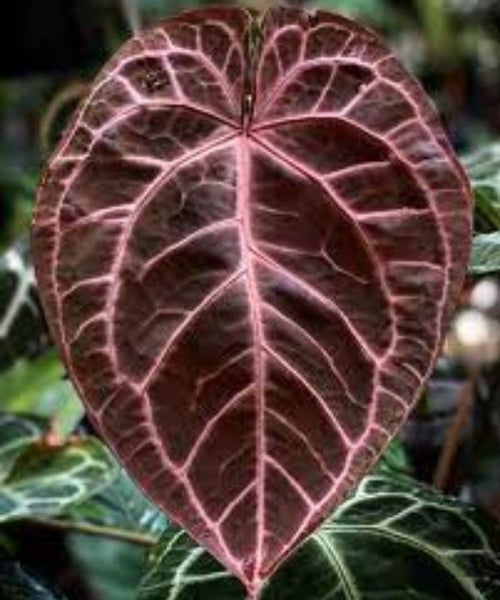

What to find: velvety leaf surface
left=0, top=414, right=115, bottom=521
left=138, top=476, right=500, bottom=600
left=32, top=6, right=472, bottom=594
left=0, top=242, right=50, bottom=371
left=69, top=440, right=402, bottom=538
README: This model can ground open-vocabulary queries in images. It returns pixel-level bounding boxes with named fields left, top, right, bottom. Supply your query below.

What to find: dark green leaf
left=65, top=461, right=164, bottom=599
left=465, top=144, right=500, bottom=232
left=0, top=414, right=116, bottom=522
left=375, top=437, right=412, bottom=475
left=0, top=351, right=83, bottom=439
left=0, top=557, right=66, bottom=599
left=138, top=476, right=500, bottom=600
left=0, top=242, right=50, bottom=371
left=67, top=466, right=166, bottom=536
left=466, top=145, right=500, bottom=183
left=470, top=233, right=500, bottom=275
left=69, top=535, right=148, bottom=600
left=0, top=413, right=44, bottom=479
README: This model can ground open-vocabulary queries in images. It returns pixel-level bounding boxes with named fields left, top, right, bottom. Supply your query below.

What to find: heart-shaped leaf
left=138, top=476, right=500, bottom=600
left=32, top=6, right=472, bottom=595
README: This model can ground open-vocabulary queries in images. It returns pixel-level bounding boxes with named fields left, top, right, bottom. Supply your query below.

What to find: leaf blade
left=470, top=233, right=500, bottom=274
left=0, top=414, right=116, bottom=522
left=32, top=6, right=472, bottom=592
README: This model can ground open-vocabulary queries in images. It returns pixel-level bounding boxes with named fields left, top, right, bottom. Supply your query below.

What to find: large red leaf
left=32, top=6, right=472, bottom=597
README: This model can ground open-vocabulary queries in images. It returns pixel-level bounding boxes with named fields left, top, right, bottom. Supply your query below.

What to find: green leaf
left=138, top=476, right=500, bottom=600
left=0, top=416, right=154, bottom=599
left=465, top=144, right=500, bottom=184
left=0, top=242, right=50, bottom=371
left=464, top=144, right=500, bottom=232
left=0, top=413, right=44, bottom=478
left=464, top=143, right=500, bottom=273
left=67, top=466, right=166, bottom=536
left=470, top=233, right=500, bottom=275
left=0, top=352, right=64, bottom=408
left=0, top=558, right=66, bottom=599
left=0, top=414, right=116, bottom=522
left=65, top=462, right=164, bottom=599
left=64, top=461, right=163, bottom=600
left=0, top=240, right=82, bottom=438
left=69, top=535, right=148, bottom=600
left=375, top=437, right=412, bottom=475
left=0, top=351, right=84, bottom=439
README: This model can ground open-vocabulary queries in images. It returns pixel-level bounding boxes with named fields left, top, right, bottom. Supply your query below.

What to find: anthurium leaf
left=470, top=233, right=500, bottom=275
left=0, top=557, right=66, bottom=600
left=32, top=6, right=472, bottom=593
left=138, top=476, right=500, bottom=600
left=0, top=242, right=50, bottom=371
left=0, top=414, right=116, bottom=521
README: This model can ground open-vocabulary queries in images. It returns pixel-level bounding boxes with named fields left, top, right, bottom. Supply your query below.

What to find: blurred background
left=1, top=0, right=499, bottom=251
left=0, top=0, right=499, bottom=598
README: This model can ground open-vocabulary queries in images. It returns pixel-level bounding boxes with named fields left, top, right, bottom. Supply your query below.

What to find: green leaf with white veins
left=0, top=414, right=116, bottom=521
left=138, top=476, right=500, bottom=600
left=0, top=242, right=50, bottom=371
left=464, top=143, right=500, bottom=232
left=0, top=413, right=43, bottom=478
left=470, top=233, right=500, bottom=275
left=66, top=465, right=166, bottom=536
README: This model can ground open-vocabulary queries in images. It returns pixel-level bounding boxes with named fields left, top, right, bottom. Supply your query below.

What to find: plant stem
left=19, top=517, right=157, bottom=547
left=433, top=373, right=477, bottom=490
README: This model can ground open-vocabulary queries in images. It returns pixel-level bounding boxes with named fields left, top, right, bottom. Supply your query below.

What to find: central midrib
left=236, top=131, right=266, bottom=591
